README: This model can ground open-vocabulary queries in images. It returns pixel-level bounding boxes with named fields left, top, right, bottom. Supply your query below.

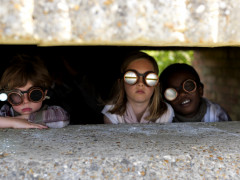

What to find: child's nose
left=137, top=76, right=144, bottom=86
left=178, top=88, right=188, bottom=97
left=22, top=93, right=29, bottom=103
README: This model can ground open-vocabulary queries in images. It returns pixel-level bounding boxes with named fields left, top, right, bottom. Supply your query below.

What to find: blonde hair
left=0, top=54, right=52, bottom=90
left=107, top=51, right=167, bottom=122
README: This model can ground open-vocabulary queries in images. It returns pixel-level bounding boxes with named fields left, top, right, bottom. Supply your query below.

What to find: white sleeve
left=155, top=102, right=174, bottom=123
left=101, top=105, right=120, bottom=124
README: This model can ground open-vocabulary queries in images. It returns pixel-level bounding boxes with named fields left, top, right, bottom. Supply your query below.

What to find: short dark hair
left=0, top=54, right=52, bottom=90
left=159, top=63, right=203, bottom=95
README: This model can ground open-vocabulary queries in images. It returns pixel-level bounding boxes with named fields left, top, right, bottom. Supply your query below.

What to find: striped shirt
left=0, top=104, right=70, bottom=128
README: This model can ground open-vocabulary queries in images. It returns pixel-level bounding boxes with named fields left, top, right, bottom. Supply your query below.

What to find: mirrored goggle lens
left=8, top=93, right=23, bottom=105
left=124, top=71, right=138, bottom=85
left=0, top=93, right=8, bottom=101
left=164, top=88, right=177, bottom=101
left=183, top=80, right=196, bottom=92
left=145, top=73, right=158, bottom=86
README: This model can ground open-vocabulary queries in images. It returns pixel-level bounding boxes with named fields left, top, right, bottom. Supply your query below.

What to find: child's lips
left=22, top=108, right=32, bottom=112
left=136, top=90, right=145, bottom=93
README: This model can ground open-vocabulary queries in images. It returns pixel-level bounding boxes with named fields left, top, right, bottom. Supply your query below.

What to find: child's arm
left=0, top=116, right=48, bottom=129
left=0, top=104, right=48, bottom=129
left=29, top=105, right=70, bottom=128
left=103, top=115, right=113, bottom=124
left=101, top=105, right=119, bottom=124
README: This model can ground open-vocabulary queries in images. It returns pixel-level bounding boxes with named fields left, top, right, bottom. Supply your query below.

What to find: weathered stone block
left=1, top=123, right=240, bottom=179
left=0, top=0, right=240, bottom=46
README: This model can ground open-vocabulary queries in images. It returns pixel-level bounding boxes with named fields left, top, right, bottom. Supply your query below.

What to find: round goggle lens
left=29, top=89, right=44, bottom=102
left=145, top=73, right=158, bottom=87
left=183, top=80, right=196, bottom=92
left=164, top=88, right=177, bottom=101
left=8, top=93, right=22, bottom=105
left=124, top=71, right=138, bottom=85
left=7, top=87, right=45, bottom=106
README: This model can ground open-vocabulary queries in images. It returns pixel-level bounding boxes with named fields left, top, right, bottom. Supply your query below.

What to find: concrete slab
left=0, top=122, right=240, bottom=179
left=1, top=0, right=240, bottom=46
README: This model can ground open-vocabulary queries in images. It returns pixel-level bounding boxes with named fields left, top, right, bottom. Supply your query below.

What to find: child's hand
left=0, top=117, right=48, bottom=129
left=12, top=118, right=48, bottom=129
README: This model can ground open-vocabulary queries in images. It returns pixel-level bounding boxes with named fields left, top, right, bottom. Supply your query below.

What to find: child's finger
left=29, top=123, right=48, bottom=129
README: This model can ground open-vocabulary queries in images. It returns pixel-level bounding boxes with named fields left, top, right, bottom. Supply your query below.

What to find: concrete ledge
left=1, top=0, right=240, bottom=46
left=1, top=122, right=240, bottom=179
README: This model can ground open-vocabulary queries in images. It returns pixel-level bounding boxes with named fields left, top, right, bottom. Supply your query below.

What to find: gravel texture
left=0, top=122, right=240, bottom=179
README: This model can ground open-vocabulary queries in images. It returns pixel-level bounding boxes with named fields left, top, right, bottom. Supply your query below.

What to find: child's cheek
left=12, top=105, right=23, bottom=115
left=168, top=101, right=176, bottom=108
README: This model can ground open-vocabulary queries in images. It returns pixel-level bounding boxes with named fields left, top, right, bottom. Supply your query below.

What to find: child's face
left=166, top=72, right=203, bottom=117
left=12, top=81, right=45, bottom=115
left=124, top=59, right=156, bottom=105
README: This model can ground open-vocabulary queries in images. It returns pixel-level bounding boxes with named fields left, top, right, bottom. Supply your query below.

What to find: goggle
left=164, top=79, right=197, bottom=101
left=124, top=69, right=159, bottom=87
left=0, top=87, right=48, bottom=106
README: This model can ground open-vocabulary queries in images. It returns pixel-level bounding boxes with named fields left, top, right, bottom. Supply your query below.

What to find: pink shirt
left=102, top=102, right=174, bottom=124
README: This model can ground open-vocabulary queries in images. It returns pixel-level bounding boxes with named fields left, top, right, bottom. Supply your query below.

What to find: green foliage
left=142, top=50, right=194, bottom=74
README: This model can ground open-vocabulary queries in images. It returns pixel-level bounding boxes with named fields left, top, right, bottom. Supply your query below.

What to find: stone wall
left=1, top=0, right=240, bottom=120
left=193, top=48, right=240, bottom=121
left=1, top=122, right=240, bottom=179
left=1, top=0, right=240, bottom=46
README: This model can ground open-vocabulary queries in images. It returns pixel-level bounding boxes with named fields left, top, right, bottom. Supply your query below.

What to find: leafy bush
left=143, top=50, right=193, bottom=74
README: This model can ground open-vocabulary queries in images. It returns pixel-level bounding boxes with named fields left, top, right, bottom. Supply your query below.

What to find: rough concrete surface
left=1, top=0, right=240, bottom=46
left=0, top=122, right=240, bottom=179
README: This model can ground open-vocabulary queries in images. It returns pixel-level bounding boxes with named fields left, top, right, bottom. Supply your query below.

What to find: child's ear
left=198, top=84, right=204, bottom=97
left=44, top=90, right=50, bottom=100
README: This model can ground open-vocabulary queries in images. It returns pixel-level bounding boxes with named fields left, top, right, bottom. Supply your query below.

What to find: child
left=101, top=51, right=174, bottom=124
left=159, top=63, right=231, bottom=122
left=0, top=54, right=70, bottom=128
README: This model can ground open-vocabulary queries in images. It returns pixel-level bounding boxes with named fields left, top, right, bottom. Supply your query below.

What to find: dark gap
left=0, top=45, right=235, bottom=124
